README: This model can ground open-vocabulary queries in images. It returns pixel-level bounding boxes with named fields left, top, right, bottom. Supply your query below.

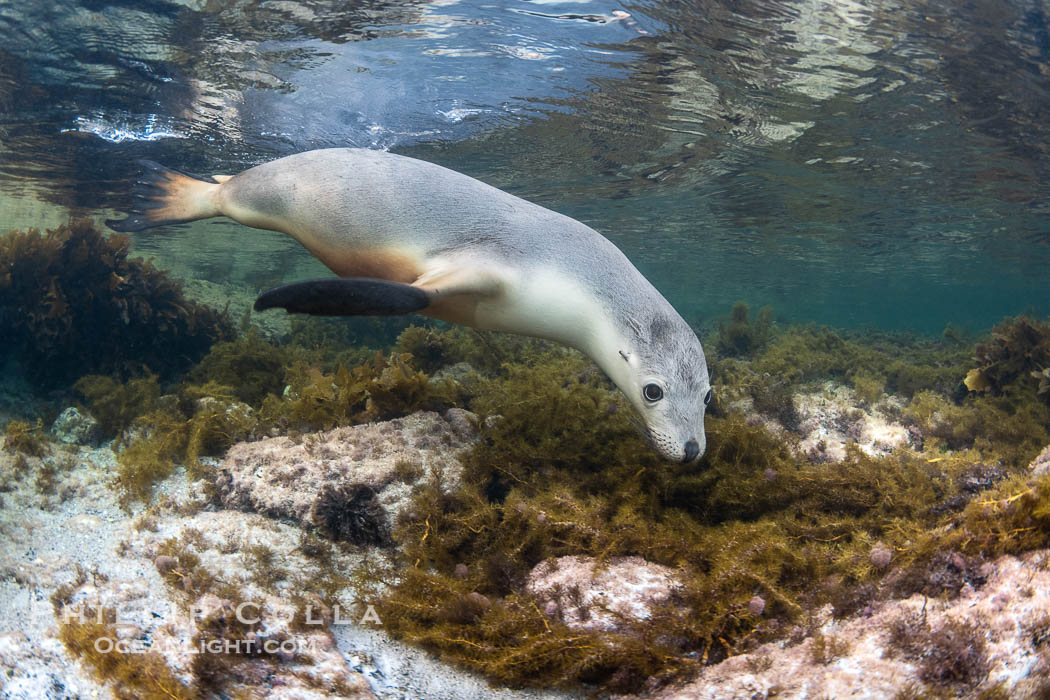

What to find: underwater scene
left=2, top=0, right=1050, bottom=698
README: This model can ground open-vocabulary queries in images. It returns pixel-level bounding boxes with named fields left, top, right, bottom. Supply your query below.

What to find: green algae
left=241, top=542, right=287, bottom=588
left=185, top=332, right=290, bottom=407
left=714, top=323, right=972, bottom=405
left=375, top=565, right=684, bottom=692
left=112, top=382, right=257, bottom=507
left=968, top=315, right=1050, bottom=402
left=153, top=535, right=223, bottom=599
left=53, top=536, right=315, bottom=700
left=955, top=472, right=1050, bottom=556
left=906, top=387, right=1050, bottom=468
left=51, top=565, right=197, bottom=700
left=851, top=370, right=887, bottom=407
left=83, top=323, right=484, bottom=507
left=395, top=323, right=557, bottom=376
left=34, top=458, right=61, bottom=496
left=107, top=344, right=459, bottom=505
left=808, top=632, right=852, bottom=666
left=141, top=526, right=365, bottom=697
left=368, top=388, right=998, bottom=691
left=57, top=614, right=197, bottom=700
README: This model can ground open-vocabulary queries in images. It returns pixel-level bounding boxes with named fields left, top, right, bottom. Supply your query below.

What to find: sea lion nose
left=683, top=439, right=700, bottom=463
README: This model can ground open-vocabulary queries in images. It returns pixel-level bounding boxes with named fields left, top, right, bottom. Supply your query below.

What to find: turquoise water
left=1, top=0, right=1048, bottom=333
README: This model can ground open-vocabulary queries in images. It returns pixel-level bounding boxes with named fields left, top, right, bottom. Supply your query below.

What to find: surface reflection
left=0, top=0, right=1047, bottom=330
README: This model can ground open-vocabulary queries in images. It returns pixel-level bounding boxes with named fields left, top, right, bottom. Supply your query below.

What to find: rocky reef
left=654, top=545, right=1050, bottom=698
left=216, top=409, right=478, bottom=544
left=2, top=291, right=1050, bottom=698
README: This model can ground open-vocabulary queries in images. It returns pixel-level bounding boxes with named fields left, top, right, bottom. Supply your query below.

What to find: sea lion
left=108, top=148, right=712, bottom=462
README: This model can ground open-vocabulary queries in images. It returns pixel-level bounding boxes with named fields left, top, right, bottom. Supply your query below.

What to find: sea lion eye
left=704, top=389, right=713, bottom=406
left=643, top=383, right=664, bottom=402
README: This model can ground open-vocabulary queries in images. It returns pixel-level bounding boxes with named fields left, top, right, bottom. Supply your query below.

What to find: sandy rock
left=216, top=410, right=476, bottom=545
left=732, top=382, right=907, bottom=462
left=67, top=507, right=381, bottom=698
left=1030, top=445, right=1050, bottom=477
left=525, top=555, right=681, bottom=632
left=443, top=407, right=479, bottom=440
left=794, top=383, right=910, bottom=461
left=50, top=407, right=99, bottom=445
left=194, top=397, right=255, bottom=439
left=0, top=630, right=99, bottom=700
left=649, top=550, right=1050, bottom=699
left=54, top=575, right=373, bottom=700
left=729, top=382, right=911, bottom=463
left=0, top=437, right=562, bottom=700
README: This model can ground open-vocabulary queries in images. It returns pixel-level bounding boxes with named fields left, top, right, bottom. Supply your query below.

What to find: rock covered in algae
left=50, top=516, right=376, bottom=700
left=736, top=381, right=912, bottom=462
left=1030, top=444, right=1050, bottom=477
left=49, top=406, right=100, bottom=445
left=525, top=555, right=681, bottom=632
left=429, top=361, right=483, bottom=389
left=648, top=551, right=1050, bottom=699
left=216, top=409, right=478, bottom=545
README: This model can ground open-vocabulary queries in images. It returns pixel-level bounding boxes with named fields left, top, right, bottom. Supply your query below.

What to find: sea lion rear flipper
left=253, top=278, right=431, bottom=316
left=106, top=160, right=223, bottom=232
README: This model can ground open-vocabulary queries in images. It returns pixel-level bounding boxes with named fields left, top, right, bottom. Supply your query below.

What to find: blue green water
left=1, top=0, right=1048, bottom=333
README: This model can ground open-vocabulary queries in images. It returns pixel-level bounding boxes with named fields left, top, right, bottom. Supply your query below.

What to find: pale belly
left=468, top=268, right=603, bottom=353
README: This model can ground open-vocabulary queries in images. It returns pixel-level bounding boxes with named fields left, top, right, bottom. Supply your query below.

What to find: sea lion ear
left=625, top=316, right=646, bottom=341
left=619, top=350, right=631, bottom=363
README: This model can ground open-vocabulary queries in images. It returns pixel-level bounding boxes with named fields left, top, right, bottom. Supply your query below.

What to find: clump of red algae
left=870, top=542, right=893, bottom=569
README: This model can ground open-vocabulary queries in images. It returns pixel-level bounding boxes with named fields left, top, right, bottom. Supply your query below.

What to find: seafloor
left=3, top=220, right=1050, bottom=699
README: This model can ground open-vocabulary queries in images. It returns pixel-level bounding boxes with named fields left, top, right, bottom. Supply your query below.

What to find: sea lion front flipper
left=253, top=278, right=431, bottom=316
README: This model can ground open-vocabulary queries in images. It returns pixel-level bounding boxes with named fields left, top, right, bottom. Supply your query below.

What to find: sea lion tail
left=106, top=160, right=222, bottom=232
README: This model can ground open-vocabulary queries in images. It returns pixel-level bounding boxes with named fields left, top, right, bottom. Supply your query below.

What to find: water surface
left=1, top=0, right=1048, bottom=332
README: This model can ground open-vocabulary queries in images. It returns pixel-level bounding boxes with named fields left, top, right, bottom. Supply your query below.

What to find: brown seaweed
left=0, top=220, right=233, bottom=389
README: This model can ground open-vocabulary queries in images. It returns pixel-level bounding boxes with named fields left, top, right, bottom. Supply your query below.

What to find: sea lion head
left=617, top=311, right=711, bottom=463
